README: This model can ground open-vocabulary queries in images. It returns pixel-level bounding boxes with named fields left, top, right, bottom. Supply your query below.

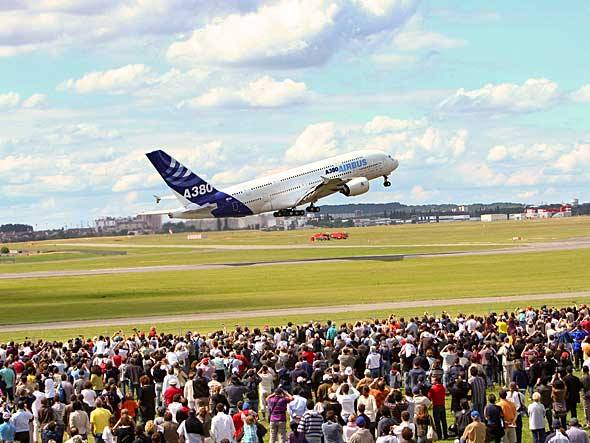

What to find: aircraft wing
left=295, top=176, right=349, bottom=206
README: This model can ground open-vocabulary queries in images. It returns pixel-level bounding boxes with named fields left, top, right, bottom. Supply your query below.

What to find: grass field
left=1, top=217, right=589, bottom=337
left=2, top=217, right=588, bottom=274
left=2, top=248, right=590, bottom=325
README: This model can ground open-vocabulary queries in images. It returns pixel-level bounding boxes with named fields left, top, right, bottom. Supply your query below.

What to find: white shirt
left=103, top=426, right=114, bottom=443
left=336, top=387, right=360, bottom=418
left=527, top=402, right=545, bottom=430
left=45, top=378, right=56, bottom=399
left=177, top=420, right=203, bottom=443
left=211, top=412, right=235, bottom=443
left=32, top=391, right=46, bottom=417
left=82, top=388, right=96, bottom=408
left=11, top=410, right=33, bottom=432
left=366, top=353, right=381, bottom=370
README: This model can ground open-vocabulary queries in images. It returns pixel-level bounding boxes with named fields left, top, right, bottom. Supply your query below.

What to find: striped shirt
left=469, top=376, right=487, bottom=405
left=298, top=410, right=325, bottom=439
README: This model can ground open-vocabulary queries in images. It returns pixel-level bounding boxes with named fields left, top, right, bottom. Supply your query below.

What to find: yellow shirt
left=497, top=321, right=508, bottom=335
left=462, top=421, right=487, bottom=443
left=90, top=407, right=112, bottom=434
left=90, top=373, right=104, bottom=391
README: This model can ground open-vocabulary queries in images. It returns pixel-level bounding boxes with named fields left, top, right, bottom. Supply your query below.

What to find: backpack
left=58, top=382, right=66, bottom=403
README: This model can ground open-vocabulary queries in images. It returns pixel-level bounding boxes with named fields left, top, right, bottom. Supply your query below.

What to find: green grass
left=1, top=298, right=587, bottom=344
left=35, top=216, right=588, bottom=246
left=0, top=245, right=501, bottom=274
left=2, top=216, right=588, bottom=274
left=1, top=248, right=590, bottom=326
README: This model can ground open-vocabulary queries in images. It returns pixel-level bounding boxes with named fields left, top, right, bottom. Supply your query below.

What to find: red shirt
left=301, top=351, right=315, bottom=365
left=428, top=383, right=446, bottom=407
left=163, top=386, right=183, bottom=405
left=232, top=409, right=249, bottom=437
left=112, top=355, right=122, bottom=368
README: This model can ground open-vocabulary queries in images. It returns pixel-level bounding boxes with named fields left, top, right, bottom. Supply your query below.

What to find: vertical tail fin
left=146, top=149, right=219, bottom=206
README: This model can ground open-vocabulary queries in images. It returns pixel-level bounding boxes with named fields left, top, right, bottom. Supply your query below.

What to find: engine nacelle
left=340, top=177, right=370, bottom=196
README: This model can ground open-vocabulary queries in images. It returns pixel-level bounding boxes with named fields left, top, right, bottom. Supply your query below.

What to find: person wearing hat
left=460, top=411, right=486, bottom=443
left=348, top=416, right=373, bottom=443
left=0, top=411, right=16, bottom=443
left=163, top=379, right=183, bottom=407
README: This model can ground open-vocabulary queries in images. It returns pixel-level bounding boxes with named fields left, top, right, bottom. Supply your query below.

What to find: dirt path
left=0, top=291, right=588, bottom=333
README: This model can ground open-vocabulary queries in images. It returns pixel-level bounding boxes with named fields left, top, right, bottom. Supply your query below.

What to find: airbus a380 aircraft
left=146, top=149, right=399, bottom=219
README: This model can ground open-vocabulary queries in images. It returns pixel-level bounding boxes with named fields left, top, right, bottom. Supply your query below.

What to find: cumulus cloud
left=0, top=92, right=20, bottom=108
left=438, top=78, right=561, bottom=116
left=364, top=116, right=426, bottom=133
left=21, top=93, right=48, bottom=108
left=410, top=185, right=437, bottom=202
left=285, top=122, right=342, bottom=163
left=0, top=1, right=260, bottom=57
left=0, top=91, right=49, bottom=109
left=570, top=85, right=590, bottom=103
left=178, top=76, right=309, bottom=109
left=555, top=142, right=590, bottom=172
left=58, top=64, right=151, bottom=94
left=392, top=16, right=466, bottom=51
left=487, top=143, right=563, bottom=163
left=167, top=0, right=418, bottom=68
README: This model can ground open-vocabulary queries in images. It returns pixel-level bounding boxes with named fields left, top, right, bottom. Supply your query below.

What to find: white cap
left=344, top=367, right=353, bottom=376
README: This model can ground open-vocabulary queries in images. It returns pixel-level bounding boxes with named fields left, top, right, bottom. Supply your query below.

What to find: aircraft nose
left=391, top=158, right=399, bottom=170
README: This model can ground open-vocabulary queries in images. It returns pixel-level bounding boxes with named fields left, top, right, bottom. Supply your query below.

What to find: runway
left=1, top=238, right=589, bottom=280
left=0, top=291, right=588, bottom=333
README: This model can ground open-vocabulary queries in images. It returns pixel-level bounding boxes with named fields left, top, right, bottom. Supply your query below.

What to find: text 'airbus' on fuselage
left=145, top=149, right=399, bottom=219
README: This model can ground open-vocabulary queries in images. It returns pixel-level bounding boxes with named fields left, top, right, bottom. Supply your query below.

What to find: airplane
left=145, top=149, right=399, bottom=219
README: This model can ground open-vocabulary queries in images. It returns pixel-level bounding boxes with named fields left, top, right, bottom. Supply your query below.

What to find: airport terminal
left=1, top=2, right=589, bottom=443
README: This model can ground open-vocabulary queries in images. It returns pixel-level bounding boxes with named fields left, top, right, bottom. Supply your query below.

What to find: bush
left=0, top=246, right=9, bottom=254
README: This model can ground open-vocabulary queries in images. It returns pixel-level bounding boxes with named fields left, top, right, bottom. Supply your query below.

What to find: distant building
left=95, top=215, right=159, bottom=234
left=481, top=214, right=508, bottom=222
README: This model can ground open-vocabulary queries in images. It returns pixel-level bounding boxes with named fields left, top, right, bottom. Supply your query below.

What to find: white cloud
left=21, top=93, right=48, bottom=108
left=517, top=190, right=538, bottom=200
left=410, top=185, right=437, bottom=202
left=364, top=116, right=425, bottom=134
left=438, top=78, right=561, bottom=115
left=449, top=129, right=468, bottom=157
left=457, top=162, right=506, bottom=186
left=0, top=1, right=259, bottom=57
left=58, top=64, right=151, bottom=94
left=285, top=122, right=341, bottom=163
left=167, top=0, right=418, bottom=68
left=555, top=142, right=590, bottom=172
left=505, top=169, right=540, bottom=186
left=0, top=92, right=20, bottom=108
left=487, top=145, right=508, bottom=162
left=178, top=76, right=309, bottom=109
left=392, top=16, right=465, bottom=51
left=570, top=84, right=590, bottom=103
left=370, top=53, right=417, bottom=65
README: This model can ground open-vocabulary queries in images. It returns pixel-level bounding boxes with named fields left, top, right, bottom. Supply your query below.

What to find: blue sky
left=1, top=0, right=589, bottom=229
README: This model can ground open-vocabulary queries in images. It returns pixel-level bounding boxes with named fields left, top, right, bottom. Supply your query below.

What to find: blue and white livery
left=146, top=149, right=399, bottom=219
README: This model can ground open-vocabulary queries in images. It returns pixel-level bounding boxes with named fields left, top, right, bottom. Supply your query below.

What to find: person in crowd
left=2, top=304, right=590, bottom=443
left=460, top=411, right=486, bottom=443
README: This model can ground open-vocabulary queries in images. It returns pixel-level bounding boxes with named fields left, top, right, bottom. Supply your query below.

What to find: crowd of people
left=1, top=304, right=590, bottom=443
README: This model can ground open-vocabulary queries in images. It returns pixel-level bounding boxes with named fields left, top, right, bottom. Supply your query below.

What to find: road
left=2, top=238, right=589, bottom=280
left=0, top=291, right=588, bottom=333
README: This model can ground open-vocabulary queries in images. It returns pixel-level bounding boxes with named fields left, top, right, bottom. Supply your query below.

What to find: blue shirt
left=0, top=421, right=16, bottom=441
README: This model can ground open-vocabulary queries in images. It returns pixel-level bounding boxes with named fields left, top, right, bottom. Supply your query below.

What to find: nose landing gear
left=383, top=175, right=391, bottom=187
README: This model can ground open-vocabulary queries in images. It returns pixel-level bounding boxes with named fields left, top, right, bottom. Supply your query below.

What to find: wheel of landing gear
left=384, top=181, right=391, bottom=187
left=273, top=211, right=280, bottom=217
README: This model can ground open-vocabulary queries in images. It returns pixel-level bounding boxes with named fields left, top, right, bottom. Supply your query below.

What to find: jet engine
left=340, top=177, right=369, bottom=196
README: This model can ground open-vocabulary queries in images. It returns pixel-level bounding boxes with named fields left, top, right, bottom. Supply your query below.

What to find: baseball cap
left=356, top=416, right=366, bottom=427
left=470, top=411, right=480, bottom=418
left=2, top=412, right=11, bottom=420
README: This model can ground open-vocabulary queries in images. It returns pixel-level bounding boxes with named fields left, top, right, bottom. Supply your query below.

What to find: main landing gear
left=306, top=203, right=320, bottom=213
left=383, top=175, right=391, bottom=187
left=273, top=208, right=306, bottom=217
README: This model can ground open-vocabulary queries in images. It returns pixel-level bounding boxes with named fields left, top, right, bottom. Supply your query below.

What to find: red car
left=330, top=232, right=349, bottom=240
left=310, top=233, right=331, bottom=241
